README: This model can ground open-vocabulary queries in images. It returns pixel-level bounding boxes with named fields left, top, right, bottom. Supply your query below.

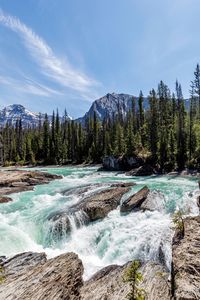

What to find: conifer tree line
left=1, top=64, right=200, bottom=171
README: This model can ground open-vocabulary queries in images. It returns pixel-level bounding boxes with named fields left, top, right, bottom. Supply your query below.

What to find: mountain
left=76, top=93, right=148, bottom=125
left=76, top=92, right=190, bottom=125
left=0, top=104, right=70, bottom=127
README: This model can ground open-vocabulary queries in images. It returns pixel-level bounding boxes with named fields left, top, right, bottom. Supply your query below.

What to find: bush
left=123, top=260, right=145, bottom=300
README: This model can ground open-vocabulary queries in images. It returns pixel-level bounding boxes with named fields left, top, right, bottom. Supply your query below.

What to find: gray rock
left=81, top=261, right=170, bottom=300
left=48, top=187, right=130, bottom=239
left=120, top=186, right=150, bottom=213
left=128, top=164, right=155, bottom=176
left=72, top=187, right=130, bottom=222
left=141, top=190, right=166, bottom=212
left=172, top=216, right=200, bottom=299
left=0, top=252, right=83, bottom=300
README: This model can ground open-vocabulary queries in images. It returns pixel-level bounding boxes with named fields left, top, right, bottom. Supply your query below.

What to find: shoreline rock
left=0, top=170, right=62, bottom=203
left=0, top=251, right=171, bottom=300
left=0, top=252, right=84, bottom=300
left=172, top=216, right=200, bottom=299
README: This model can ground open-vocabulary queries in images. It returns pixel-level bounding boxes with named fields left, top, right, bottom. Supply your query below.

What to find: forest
left=2, top=64, right=200, bottom=172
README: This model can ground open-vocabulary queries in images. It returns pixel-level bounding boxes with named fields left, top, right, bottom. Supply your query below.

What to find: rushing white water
left=0, top=166, right=199, bottom=279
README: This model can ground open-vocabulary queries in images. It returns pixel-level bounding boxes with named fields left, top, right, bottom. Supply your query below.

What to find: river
left=0, top=166, right=199, bottom=279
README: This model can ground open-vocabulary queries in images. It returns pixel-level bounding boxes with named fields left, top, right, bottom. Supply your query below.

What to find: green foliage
left=1, top=64, right=200, bottom=169
left=173, top=210, right=184, bottom=233
left=0, top=266, right=5, bottom=284
left=123, top=261, right=145, bottom=300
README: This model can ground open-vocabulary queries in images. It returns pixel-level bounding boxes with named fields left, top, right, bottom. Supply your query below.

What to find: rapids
left=0, top=166, right=199, bottom=279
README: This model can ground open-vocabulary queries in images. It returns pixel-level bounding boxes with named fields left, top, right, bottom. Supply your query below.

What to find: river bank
left=0, top=169, right=62, bottom=203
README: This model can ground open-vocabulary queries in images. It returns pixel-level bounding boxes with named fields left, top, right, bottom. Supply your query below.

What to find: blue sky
left=0, top=0, right=199, bottom=118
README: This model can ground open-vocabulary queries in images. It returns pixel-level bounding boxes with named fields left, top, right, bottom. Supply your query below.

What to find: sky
left=0, top=0, right=200, bottom=118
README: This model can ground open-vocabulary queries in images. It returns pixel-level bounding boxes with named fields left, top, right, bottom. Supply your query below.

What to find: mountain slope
left=76, top=92, right=190, bottom=125
left=0, top=104, right=70, bottom=127
left=76, top=93, right=147, bottom=125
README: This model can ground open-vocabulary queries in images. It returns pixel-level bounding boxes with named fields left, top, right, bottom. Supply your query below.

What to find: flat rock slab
left=0, top=170, right=62, bottom=203
left=172, top=216, right=200, bottom=300
left=120, top=186, right=150, bottom=213
left=0, top=252, right=83, bottom=300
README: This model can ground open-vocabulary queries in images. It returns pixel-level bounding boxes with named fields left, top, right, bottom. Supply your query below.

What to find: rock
left=120, top=186, right=150, bottom=213
left=140, top=262, right=171, bottom=300
left=62, top=182, right=135, bottom=197
left=48, top=211, right=72, bottom=240
left=48, top=187, right=130, bottom=238
left=110, top=182, right=136, bottom=188
left=128, top=164, right=155, bottom=176
left=0, top=252, right=47, bottom=277
left=172, top=216, right=200, bottom=300
left=0, top=170, right=62, bottom=204
left=0, top=196, right=12, bottom=203
left=140, top=190, right=166, bottom=212
left=81, top=261, right=170, bottom=300
left=197, top=196, right=200, bottom=212
left=10, top=181, right=30, bottom=187
left=102, top=155, right=144, bottom=171
left=0, top=252, right=83, bottom=300
left=72, top=187, right=130, bottom=222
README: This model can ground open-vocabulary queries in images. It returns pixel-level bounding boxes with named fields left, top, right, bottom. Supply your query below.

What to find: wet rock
left=48, top=211, right=72, bottom=239
left=141, top=190, right=166, bottom=212
left=172, top=216, right=200, bottom=299
left=110, top=182, right=136, bottom=188
left=0, top=170, right=62, bottom=204
left=197, top=195, right=200, bottom=212
left=48, top=187, right=130, bottom=238
left=62, top=182, right=135, bottom=197
left=0, top=252, right=83, bottom=300
left=0, top=196, right=12, bottom=203
left=81, top=261, right=170, bottom=300
left=127, top=164, right=155, bottom=176
left=102, top=155, right=144, bottom=171
left=72, top=187, right=130, bottom=222
left=120, top=186, right=150, bottom=213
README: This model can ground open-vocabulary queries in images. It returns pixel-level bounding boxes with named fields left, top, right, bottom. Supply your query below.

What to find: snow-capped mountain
left=76, top=93, right=148, bottom=125
left=0, top=104, right=70, bottom=127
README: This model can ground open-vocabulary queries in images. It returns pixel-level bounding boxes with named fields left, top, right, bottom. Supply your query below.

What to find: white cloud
left=0, top=9, right=100, bottom=101
left=0, top=75, right=63, bottom=97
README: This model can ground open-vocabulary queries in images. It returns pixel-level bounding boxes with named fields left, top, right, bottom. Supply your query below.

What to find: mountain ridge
left=0, top=93, right=190, bottom=127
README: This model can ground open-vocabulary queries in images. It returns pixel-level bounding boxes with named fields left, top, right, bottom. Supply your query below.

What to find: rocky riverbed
left=0, top=216, right=199, bottom=299
left=0, top=166, right=199, bottom=299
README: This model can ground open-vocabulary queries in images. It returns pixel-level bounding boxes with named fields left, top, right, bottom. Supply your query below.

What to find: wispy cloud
left=0, top=9, right=100, bottom=100
left=0, top=75, right=63, bottom=97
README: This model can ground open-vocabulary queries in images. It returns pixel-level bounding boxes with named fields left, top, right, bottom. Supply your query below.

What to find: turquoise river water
left=0, top=167, right=199, bottom=279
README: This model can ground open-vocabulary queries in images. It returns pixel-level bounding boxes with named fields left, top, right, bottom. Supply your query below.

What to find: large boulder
left=48, top=186, right=130, bottom=239
left=120, top=186, right=150, bottom=213
left=102, top=155, right=144, bottom=171
left=71, top=187, right=130, bottom=221
left=81, top=261, right=170, bottom=300
left=0, top=252, right=83, bottom=300
left=127, top=164, right=155, bottom=176
left=172, top=216, right=200, bottom=299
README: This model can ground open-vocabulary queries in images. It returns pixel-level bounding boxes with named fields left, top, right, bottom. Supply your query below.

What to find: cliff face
left=172, top=216, right=200, bottom=300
